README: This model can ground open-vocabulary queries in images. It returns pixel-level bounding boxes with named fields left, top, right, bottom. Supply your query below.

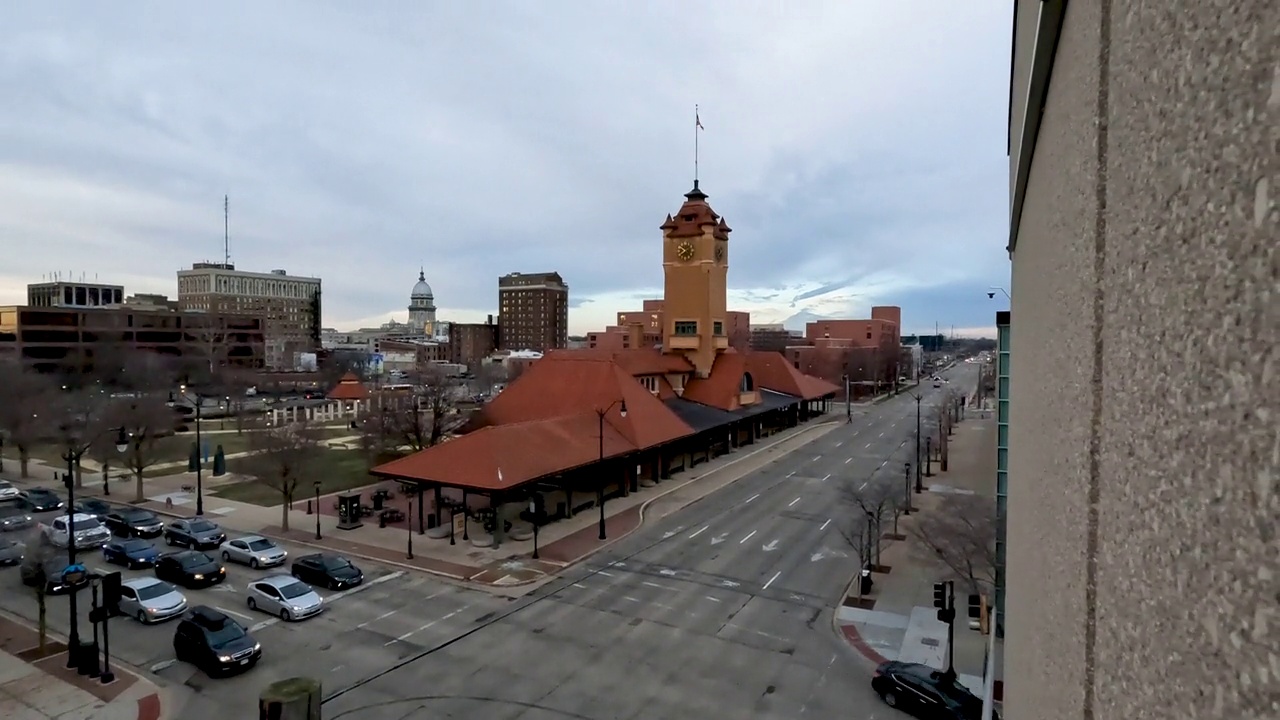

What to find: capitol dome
left=411, top=269, right=434, bottom=299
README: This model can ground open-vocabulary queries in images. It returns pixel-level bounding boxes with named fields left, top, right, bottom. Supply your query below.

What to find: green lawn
left=211, top=449, right=378, bottom=506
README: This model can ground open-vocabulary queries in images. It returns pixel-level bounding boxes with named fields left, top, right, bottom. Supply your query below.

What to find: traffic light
left=968, top=593, right=981, bottom=619
left=100, top=571, right=122, bottom=614
left=933, top=582, right=948, bottom=610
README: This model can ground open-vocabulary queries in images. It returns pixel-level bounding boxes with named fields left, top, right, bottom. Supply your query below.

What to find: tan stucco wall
left=1005, top=1, right=1277, bottom=719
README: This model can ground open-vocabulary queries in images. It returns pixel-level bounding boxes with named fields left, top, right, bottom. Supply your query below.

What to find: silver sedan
left=245, top=575, right=324, bottom=622
left=118, top=577, right=188, bottom=624
left=221, top=535, right=288, bottom=569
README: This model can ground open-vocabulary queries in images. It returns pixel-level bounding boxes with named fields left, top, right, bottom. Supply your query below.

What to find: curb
left=248, top=528, right=474, bottom=582
left=831, top=568, right=892, bottom=669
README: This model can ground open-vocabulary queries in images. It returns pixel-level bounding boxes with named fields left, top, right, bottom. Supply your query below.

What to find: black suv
left=104, top=509, right=164, bottom=538
left=173, top=606, right=261, bottom=676
left=155, top=551, right=226, bottom=588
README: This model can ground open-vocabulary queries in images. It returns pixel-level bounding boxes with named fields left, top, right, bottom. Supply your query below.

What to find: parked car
left=117, top=577, right=188, bottom=624
left=20, top=488, right=64, bottom=512
left=41, top=512, right=112, bottom=550
left=155, top=551, right=227, bottom=589
left=290, top=553, right=363, bottom=591
left=163, top=518, right=227, bottom=550
left=172, top=606, right=261, bottom=676
left=102, top=538, right=161, bottom=569
left=0, top=506, right=34, bottom=533
left=20, top=556, right=88, bottom=595
left=104, top=509, right=164, bottom=538
left=221, top=535, right=287, bottom=569
left=245, top=575, right=324, bottom=621
left=0, top=539, right=24, bottom=565
left=73, top=499, right=113, bottom=519
left=871, top=661, right=994, bottom=720
left=0, top=480, right=20, bottom=503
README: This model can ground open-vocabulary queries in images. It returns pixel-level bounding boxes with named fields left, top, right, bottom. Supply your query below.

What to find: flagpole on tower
left=694, top=104, right=702, bottom=184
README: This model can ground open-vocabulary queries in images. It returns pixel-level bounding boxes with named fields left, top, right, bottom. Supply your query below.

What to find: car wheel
left=247, top=598, right=257, bottom=611
left=136, top=611, right=148, bottom=624
left=882, top=691, right=898, bottom=708
left=222, top=551, right=231, bottom=562
left=280, top=609, right=290, bottom=621
left=249, top=558, right=259, bottom=569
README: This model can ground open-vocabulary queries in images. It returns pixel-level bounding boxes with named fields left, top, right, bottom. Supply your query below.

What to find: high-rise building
left=177, top=263, right=321, bottom=370
left=497, top=271, right=567, bottom=352
left=1002, top=3, right=1268, bottom=718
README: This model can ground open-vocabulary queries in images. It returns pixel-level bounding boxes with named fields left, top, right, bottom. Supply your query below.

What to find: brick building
left=749, top=324, right=802, bottom=352
left=591, top=299, right=749, bottom=352
left=448, top=316, right=499, bottom=368
left=498, top=271, right=568, bottom=352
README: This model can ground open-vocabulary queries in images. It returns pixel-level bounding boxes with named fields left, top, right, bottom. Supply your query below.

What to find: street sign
left=61, top=563, right=87, bottom=585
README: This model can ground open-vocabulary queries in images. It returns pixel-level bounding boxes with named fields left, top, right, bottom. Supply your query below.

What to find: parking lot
left=0, top=497, right=511, bottom=719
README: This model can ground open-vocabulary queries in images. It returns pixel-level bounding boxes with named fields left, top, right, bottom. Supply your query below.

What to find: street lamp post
left=313, top=481, right=322, bottom=540
left=406, top=494, right=414, bottom=560
left=910, top=392, right=923, bottom=493
left=59, top=435, right=83, bottom=670
left=180, top=383, right=205, bottom=516
left=449, top=504, right=457, bottom=546
left=843, top=374, right=852, bottom=423
left=903, top=463, right=913, bottom=515
left=595, top=400, right=627, bottom=541
left=529, top=498, right=540, bottom=560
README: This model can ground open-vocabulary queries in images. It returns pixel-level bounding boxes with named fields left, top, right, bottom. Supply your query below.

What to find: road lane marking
left=687, top=525, right=709, bottom=540
left=845, top=457, right=852, bottom=464
left=216, top=606, right=253, bottom=622
left=763, top=571, right=782, bottom=590
left=385, top=605, right=470, bottom=645
left=623, top=596, right=641, bottom=602
left=572, top=583, right=588, bottom=589
left=326, top=571, right=406, bottom=602
left=821, top=474, right=831, bottom=482
left=788, top=497, right=800, bottom=507
left=745, top=493, right=760, bottom=504
left=786, top=471, right=795, bottom=478
left=812, top=455, right=822, bottom=461
left=642, top=581, right=675, bottom=590
left=597, top=570, right=615, bottom=577
left=355, top=609, right=398, bottom=629
left=820, top=518, right=832, bottom=530
left=740, top=530, right=757, bottom=544
left=859, top=482, right=869, bottom=490
left=835, top=441, right=843, bottom=447
left=879, top=432, right=884, bottom=437
left=704, top=596, right=721, bottom=603
left=865, top=443, right=872, bottom=449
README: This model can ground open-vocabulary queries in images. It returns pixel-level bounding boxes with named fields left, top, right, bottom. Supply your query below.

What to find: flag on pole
left=696, top=109, right=704, bottom=130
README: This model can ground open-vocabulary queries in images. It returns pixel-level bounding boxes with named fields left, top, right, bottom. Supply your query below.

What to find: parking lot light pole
left=59, top=437, right=82, bottom=670
left=313, top=481, right=322, bottom=540
left=903, top=463, right=913, bottom=515
left=180, top=383, right=205, bottom=515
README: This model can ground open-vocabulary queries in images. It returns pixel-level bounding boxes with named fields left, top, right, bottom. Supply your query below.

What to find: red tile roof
left=744, top=351, right=840, bottom=400
left=327, top=372, right=368, bottom=401
left=372, top=413, right=636, bottom=490
left=682, top=351, right=750, bottom=411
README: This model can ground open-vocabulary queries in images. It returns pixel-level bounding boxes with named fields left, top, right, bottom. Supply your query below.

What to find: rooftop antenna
left=223, top=194, right=230, bottom=266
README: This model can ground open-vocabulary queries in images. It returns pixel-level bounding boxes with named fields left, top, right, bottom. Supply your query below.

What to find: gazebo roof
left=327, top=371, right=369, bottom=401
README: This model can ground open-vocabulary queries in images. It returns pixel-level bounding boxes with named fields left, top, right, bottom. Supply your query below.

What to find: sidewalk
left=832, top=410, right=1001, bottom=696
left=3, top=418, right=840, bottom=591
left=0, top=612, right=164, bottom=720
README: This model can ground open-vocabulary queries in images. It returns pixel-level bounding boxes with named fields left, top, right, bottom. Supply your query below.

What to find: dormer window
left=682, top=214, right=696, bottom=222
left=640, top=376, right=658, bottom=393
left=740, top=372, right=755, bottom=393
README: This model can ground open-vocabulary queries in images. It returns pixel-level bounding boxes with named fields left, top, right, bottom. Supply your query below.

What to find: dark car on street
left=155, top=551, right=227, bottom=589
left=20, top=556, right=89, bottom=595
left=0, top=539, right=24, bottom=565
left=163, top=518, right=226, bottom=550
left=173, top=606, right=261, bottom=676
left=20, top=488, right=64, bottom=513
left=73, top=499, right=113, bottom=519
left=0, top=505, right=35, bottom=533
left=103, top=538, right=161, bottom=569
left=871, top=661, right=994, bottom=720
left=104, top=509, right=165, bottom=538
left=290, top=553, right=363, bottom=590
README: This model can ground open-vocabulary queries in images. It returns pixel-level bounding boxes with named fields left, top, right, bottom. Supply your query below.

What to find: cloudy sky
left=0, top=1, right=1013, bottom=337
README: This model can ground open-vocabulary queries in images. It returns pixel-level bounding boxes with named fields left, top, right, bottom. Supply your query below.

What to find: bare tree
left=0, top=359, right=57, bottom=477
left=109, top=397, right=177, bottom=502
left=412, top=364, right=466, bottom=448
left=472, top=362, right=508, bottom=396
left=19, top=531, right=60, bottom=654
left=839, top=478, right=897, bottom=570
left=837, top=515, right=876, bottom=602
left=48, top=381, right=115, bottom=488
left=910, top=492, right=998, bottom=595
left=242, top=421, right=323, bottom=531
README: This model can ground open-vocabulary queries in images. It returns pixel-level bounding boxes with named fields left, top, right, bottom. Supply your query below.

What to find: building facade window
left=713, top=321, right=723, bottom=336
left=673, top=321, right=698, bottom=336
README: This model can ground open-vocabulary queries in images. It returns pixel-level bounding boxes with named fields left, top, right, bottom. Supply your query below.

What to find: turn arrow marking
left=710, top=534, right=728, bottom=545
left=761, top=540, right=779, bottom=552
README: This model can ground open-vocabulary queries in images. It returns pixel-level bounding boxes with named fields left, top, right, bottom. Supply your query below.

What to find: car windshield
left=123, top=511, right=155, bottom=523
left=135, top=582, right=175, bottom=601
left=189, top=520, right=217, bottom=533
left=179, top=553, right=214, bottom=568
left=247, top=539, right=275, bottom=552
left=321, top=556, right=351, bottom=570
left=121, top=540, right=153, bottom=553
left=205, top=622, right=246, bottom=647
left=278, top=581, right=312, bottom=599
left=73, top=518, right=103, bottom=531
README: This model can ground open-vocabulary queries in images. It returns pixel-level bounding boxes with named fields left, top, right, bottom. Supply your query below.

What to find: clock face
left=677, top=242, right=695, bottom=261
left=715, top=244, right=725, bottom=262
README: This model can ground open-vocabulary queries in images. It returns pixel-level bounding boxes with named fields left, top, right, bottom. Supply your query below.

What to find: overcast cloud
left=0, top=1, right=1013, bottom=337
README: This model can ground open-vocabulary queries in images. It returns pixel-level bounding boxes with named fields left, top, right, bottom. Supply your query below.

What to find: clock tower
left=661, top=180, right=732, bottom=378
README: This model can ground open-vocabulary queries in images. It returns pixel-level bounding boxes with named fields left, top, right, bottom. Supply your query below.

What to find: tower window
left=674, top=321, right=698, bottom=336
left=713, top=322, right=723, bottom=336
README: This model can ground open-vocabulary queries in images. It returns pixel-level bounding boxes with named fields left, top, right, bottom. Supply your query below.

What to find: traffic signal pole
left=933, top=580, right=958, bottom=683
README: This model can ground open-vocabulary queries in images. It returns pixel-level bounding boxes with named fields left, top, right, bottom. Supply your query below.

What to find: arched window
left=740, top=372, right=754, bottom=392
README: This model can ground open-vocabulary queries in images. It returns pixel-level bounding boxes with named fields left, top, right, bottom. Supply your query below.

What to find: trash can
left=76, top=640, right=99, bottom=676
left=372, top=494, right=384, bottom=512
left=859, top=570, right=874, bottom=595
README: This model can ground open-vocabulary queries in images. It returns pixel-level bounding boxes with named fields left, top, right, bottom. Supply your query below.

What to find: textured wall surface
left=1006, top=1, right=1278, bottom=719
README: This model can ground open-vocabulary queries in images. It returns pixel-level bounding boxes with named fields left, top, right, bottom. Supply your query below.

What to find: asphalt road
left=0, top=364, right=977, bottom=719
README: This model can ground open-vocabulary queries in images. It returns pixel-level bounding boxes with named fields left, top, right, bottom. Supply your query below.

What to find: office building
left=497, top=271, right=568, bottom=352
left=27, top=280, right=125, bottom=309
left=177, top=263, right=321, bottom=370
